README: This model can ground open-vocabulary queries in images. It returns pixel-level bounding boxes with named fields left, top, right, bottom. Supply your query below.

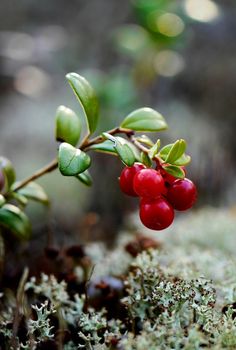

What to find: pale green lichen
left=1, top=208, right=236, bottom=348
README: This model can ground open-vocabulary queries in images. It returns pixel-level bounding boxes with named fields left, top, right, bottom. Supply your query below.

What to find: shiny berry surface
left=119, top=163, right=146, bottom=196
left=0, top=171, right=5, bottom=192
left=133, top=168, right=165, bottom=199
left=167, top=178, right=197, bottom=211
left=139, top=197, right=174, bottom=230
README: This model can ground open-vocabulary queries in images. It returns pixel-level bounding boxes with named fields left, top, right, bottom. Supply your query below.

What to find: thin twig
left=12, top=159, right=58, bottom=192
left=130, top=136, right=150, bottom=154
left=80, top=127, right=131, bottom=150
left=12, top=127, right=133, bottom=192
left=11, top=267, right=29, bottom=348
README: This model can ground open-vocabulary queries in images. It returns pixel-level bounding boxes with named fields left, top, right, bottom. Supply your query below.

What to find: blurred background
left=0, top=0, right=236, bottom=244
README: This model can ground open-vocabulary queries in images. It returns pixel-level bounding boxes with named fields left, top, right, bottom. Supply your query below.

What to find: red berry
left=133, top=168, right=165, bottom=199
left=139, top=197, right=174, bottom=230
left=119, top=163, right=146, bottom=196
left=167, top=178, right=197, bottom=211
left=0, top=171, right=5, bottom=192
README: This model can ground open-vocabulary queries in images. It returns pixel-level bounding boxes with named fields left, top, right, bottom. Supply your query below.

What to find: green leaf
left=141, top=152, right=152, bottom=167
left=116, top=143, right=136, bottom=166
left=88, top=137, right=141, bottom=161
left=173, top=154, right=191, bottom=166
left=10, top=192, right=28, bottom=206
left=66, top=72, right=99, bottom=134
left=159, top=143, right=172, bottom=160
left=76, top=170, right=93, bottom=187
left=55, top=105, right=82, bottom=146
left=162, top=165, right=185, bottom=179
left=58, top=143, right=91, bottom=176
left=120, top=107, right=168, bottom=132
left=102, top=133, right=136, bottom=166
left=0, top=195, right=6, bottom=207
left=136, top=135, right=154, bottom=147
left=0, top=157, right=15, bottom=190
left=165, top=139, right=186, bottom=164
left=0, top=204, right=31, bottom=240
left=159, top=142, right=191, bottom=165
left=149, top=139, right=161, bottom=159
left=124, top=140, right=141, bottom=162
left=17, top=182, right=49, bottom=205
left=89, top=140, right=117, bottom=154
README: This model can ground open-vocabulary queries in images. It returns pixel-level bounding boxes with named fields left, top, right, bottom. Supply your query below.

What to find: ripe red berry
left=167, top=178, right=197, bottom=211
left=0, top=171, right=5, bottom=192
left=133, top=168, right=165, bottom=199
left=119, top=163, right=146, bottom=196
left=139, top=197, right=174, bottom=230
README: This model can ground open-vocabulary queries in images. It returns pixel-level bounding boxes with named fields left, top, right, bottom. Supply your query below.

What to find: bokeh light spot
left=157, top=13, right=185, bottom=37
left=14, top=66, right=51, bottom=97
left=0, top=31, right=34, bottom=60
left=154, top=50, right=185, bottom=77
left=184, top=0, right=220, bottom=22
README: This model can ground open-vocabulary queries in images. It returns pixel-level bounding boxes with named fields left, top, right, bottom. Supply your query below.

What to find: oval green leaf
left=0, top=157, right=16, bottom=190
left=120, top=107, right=168, bottom=132
left=17, top=182, right=49, bottom=205
left=0, top=204, right=31, bottom=240
left=162, top=165, right=185, bottom=179
left=165, top=139, right=186, bottom=164
left=55, top=105, right=82, bottom=146
left=136, top=135, right=154, bottom=147
left=89, top=137, right=141, bottom=161
left=116, top=143, right=136, bottom=166
left=10, top=192, right=28, bottom=206
left=102, top=133, right=136, bottom=166
left=66, top=73, right=99, bottom=134
left=148, top=139, right=161, bottom=159
left=88, top=140, right=117, bottom=154
left=159, top=143, right=172, bottom=159
left=76, top=170, right=93, bottom=187
left=58, top=143, right=91, bottom=176
left=173, top=154, right=191, bottom=166
left=141, top=152, right=152, bottom=167
left=159, top=143, right=191, bottom=165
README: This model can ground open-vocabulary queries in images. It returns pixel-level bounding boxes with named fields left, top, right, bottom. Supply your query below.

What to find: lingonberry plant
left=0, top=72, right=196, bottom=240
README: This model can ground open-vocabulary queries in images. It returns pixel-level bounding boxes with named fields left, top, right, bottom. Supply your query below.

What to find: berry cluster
left=119, top=163, right=197, bottom=231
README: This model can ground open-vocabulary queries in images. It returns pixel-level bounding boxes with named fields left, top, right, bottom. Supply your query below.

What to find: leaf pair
left=159, top=139, right=191, bottom=178
left=55, top=73, right=100, bottom=148
left=160, top=139, right=191, bottom=166
left=57, top=73, right=168, bottom=146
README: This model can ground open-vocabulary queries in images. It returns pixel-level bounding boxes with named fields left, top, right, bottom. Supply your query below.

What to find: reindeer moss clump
left=1, top=208, right=236, bottom=349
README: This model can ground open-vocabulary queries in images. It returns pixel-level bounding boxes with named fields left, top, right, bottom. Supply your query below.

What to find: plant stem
left=130, top=136, right=149, bottom=154
left=11, top=267, right=29, bottom=349
left=80, top=127, right=132, bottom=150
left=13, top=158, right=58, bottom=192
left=12, top=127, right=133, bottom=192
